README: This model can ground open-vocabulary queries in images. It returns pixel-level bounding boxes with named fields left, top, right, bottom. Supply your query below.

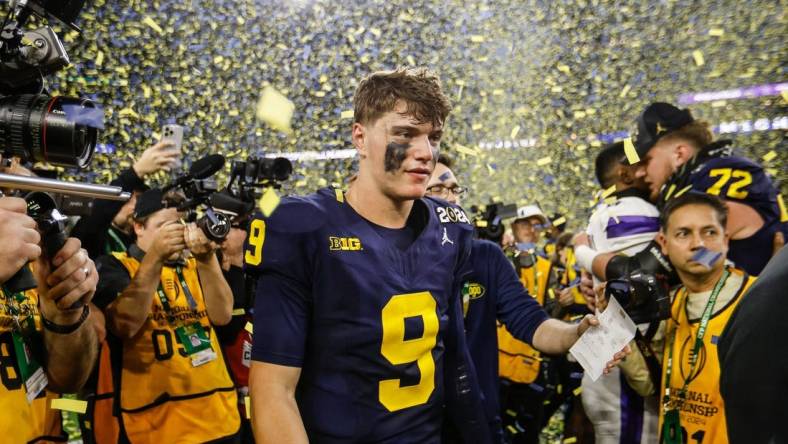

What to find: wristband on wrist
left=41, top=304, right=90, bottom=334
left=574, top=244, right=598, bottom=271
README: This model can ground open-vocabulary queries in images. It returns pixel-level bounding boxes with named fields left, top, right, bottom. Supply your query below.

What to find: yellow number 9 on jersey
left=379, top=291, right=439, bottom=412
left=244, top=219, right=266, bottom=266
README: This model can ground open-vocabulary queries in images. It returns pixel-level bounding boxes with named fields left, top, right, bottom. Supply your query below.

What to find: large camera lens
left=0, top=94, right=97, bottom=168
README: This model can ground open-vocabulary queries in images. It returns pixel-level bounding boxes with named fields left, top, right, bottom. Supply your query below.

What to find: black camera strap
left=633, top=327, right=662, bottom=390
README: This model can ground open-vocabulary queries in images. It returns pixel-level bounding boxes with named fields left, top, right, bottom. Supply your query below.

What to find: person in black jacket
left=71, top=141, right=179, bottom=258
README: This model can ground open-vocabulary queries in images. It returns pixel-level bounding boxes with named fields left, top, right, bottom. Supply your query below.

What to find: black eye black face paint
left=384, top=141, right=410, bottom=172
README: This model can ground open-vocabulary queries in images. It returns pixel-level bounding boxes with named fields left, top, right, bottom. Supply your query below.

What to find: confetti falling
left=36, top=0, right=785, bottom=232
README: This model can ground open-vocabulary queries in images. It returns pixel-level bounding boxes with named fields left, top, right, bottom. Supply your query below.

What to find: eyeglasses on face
left=426, top=184, right=467, bottom=197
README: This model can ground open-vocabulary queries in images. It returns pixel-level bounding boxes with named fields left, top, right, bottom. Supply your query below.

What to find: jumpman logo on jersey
left=441, top=227, right=454, bottom=246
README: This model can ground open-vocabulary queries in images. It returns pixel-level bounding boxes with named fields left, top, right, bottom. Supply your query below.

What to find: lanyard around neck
left=156, top=266, right=197, bottom=323
left=664, top=268, right=730, bottom=404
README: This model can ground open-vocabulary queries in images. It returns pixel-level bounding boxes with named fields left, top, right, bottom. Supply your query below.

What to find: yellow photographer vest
left=109, top=253, right=239, bottom=443
left=497, top=256, right=551, bottom=383
left=0, top=286, right=65, bottom=443
left=659, top=268, right=755, bottom=444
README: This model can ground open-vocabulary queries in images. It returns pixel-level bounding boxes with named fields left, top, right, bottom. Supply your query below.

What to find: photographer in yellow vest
left=0, top=195, right=99, bottom=443
left=93, top=189, right=239, bottom=443
left=616, top=192, right=755, bottom=444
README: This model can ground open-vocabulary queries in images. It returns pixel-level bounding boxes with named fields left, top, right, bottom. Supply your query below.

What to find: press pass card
left=570, top=295, right=637, bottom=381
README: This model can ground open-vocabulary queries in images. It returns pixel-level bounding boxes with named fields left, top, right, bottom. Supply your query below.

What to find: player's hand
left=149, top=220, right=186, bottom=261
left=133, top=141, right=179, bottom=176
left=580, top=270, right=596, bottom=311
left=575, top=314, right=631, bottom=375
left=36, top=238, right=97, bottom=323
left=594, top=281, right=609, bottom=312
left=184, top=223, right=219, bottom=261
left=558, top=287, right=575, bottom=307
left=0, top=197, right=41, bottom=283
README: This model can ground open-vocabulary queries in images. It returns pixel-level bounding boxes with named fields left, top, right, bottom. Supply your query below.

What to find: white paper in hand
left=570, top=296, right=637, bottom=381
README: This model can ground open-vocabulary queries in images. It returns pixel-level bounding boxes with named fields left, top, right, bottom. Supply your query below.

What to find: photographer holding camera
left=71, top=140, right=180, bottom=258
left=609, top=193, right=755, bottom=444
left=92, top=189, right=239, bottom=442
left=0, top=193, right=99, bottom=442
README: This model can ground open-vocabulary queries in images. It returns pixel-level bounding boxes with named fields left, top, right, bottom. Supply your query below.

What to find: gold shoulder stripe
left=334, top=189, right=344, bottom=203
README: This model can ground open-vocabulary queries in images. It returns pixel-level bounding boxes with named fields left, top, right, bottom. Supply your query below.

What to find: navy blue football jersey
left=462, top=239, right=549, bottom=439
left=246, top=187, right=481, bottom=443
left=659, top=141, right=788, bottom=275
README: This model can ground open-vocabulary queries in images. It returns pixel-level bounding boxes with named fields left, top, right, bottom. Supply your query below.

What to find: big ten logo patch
left=436, top=206, right=470, bottom=224
left=329, top=236, right=363, bottom=251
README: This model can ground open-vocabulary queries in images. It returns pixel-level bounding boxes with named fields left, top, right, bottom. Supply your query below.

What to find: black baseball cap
left=633, top=102, right=695, bottom=160
left=133, top=188, right=166, bottom=219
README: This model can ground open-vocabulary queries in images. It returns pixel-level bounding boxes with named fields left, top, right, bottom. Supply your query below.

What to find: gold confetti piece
left=244, top=396, right=251, bottom=419
left=406, top=55, right=416, bottom=66
left=604, top=196, right=617, bottom=205
left=455, top=144, right=479, bottom=157
left=556, top=64, right=570, bottom=74
left=476, top=220, right=489, bottom=228
left=619, top=84, right=631, bottom=98
left=258, top=187, right=280, bottom=217
left=340, top=110, right=354, bottom=119
left=573, top=387, right=583, bottom=396
left=548, top=288, right=555, bottom=299
left=510, top=126, right=520, bottom=139
left=782, top=91, right=788, bottom=103
left=142, top=16, right=164, bottom=35
left=470, top=35, right=485, bottom=42
left=232, top=308, right=245, bottom=316
left=536, top=156, right=552, bottom=166
left=95, top=51, right=104, bottom=66
left=256, top=86, right=295, bottom=135
left=766, top=168, right=778, bottom=176
left=708, top=28, right=725, bottom=36
left=552, top=216, right=567, bottom=226
left=763, top=151, right=777, bottom=162
left=601, top=184, right=617, bottom=199
left=245, top=322, right=254, bottom=334
left=692, top=50, right=705, bottom=66
left=51, top=398, right=88, bottom=414
left=623, top=137, right=640, bottom=164
left=563, top=437, right=578, bottom=444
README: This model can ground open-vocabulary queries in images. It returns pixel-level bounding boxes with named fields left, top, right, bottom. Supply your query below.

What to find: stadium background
left=45, top=0, right=786, bottom=230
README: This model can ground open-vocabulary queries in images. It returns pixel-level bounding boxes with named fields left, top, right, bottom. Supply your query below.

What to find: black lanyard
left=156, top=266, right=197, bottom=324
left=663, top=268, right=730, bottom=407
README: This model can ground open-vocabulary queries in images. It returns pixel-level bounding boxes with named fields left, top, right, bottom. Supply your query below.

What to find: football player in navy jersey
left=576, top=103, right=786, bottom=287
left=631, top=102, right=786, bottom=275
left=427, top=154, right=629, bottom=442
left=247, top=68, right=489, bottom=443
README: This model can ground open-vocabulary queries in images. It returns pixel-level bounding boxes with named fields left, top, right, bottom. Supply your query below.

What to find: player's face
left=426, top=162, right=461, bottom=205
left=356, top=100, right=441, bottom=201
left=636, top=141, right=679, bottom=202
left=659, top=204, right=729, bottom=277
left=512, top=216, right=543, bottom=244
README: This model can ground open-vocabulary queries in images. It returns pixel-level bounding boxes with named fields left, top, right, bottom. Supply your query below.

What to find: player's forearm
left=43, top=312, right=98, bottom=392
left=197, top=255, right=233, bottom=326
left=106, top=254, right=162, bottom=339
left=531, top=318, right=580, bottom=354
left=251, top=379, right=308, bottom=443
